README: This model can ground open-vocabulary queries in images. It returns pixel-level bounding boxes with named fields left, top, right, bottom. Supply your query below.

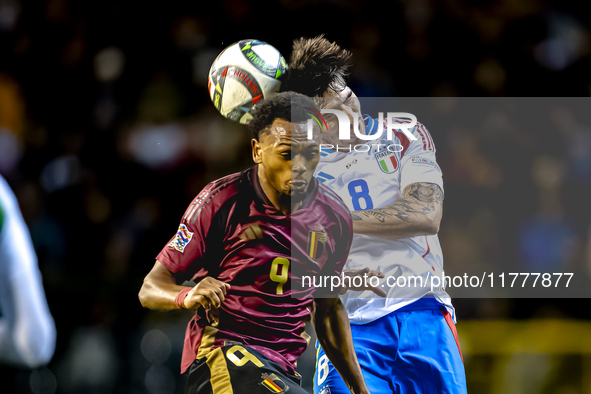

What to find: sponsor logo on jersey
left=239, top=223, right=263, bottom=240
left=167, top=224, right=193, bottom=253
left=260, top=373, right=289, bottom=393
left=308, top=230, right=327, bottom=260
left=411, top=156, right=440, bottom=171
left=375, top=149, right=399, bottom=174
left=319, top=387, right=331, bottom=394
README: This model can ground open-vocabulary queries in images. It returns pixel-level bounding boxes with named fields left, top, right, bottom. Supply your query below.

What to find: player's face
left=253, top=118, right=321, bottom=203
left=320, top=85, right=366, bottom=145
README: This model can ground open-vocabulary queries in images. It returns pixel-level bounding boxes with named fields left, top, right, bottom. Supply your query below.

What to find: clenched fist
left=184, top=277, right=231, bottom=310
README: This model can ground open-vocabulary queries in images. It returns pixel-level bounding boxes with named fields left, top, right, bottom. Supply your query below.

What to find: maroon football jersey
left=157, top=166, right=352, bottom=376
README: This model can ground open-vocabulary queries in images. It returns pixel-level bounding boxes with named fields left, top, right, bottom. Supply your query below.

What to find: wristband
left=174, top=287, right=193, bottom=310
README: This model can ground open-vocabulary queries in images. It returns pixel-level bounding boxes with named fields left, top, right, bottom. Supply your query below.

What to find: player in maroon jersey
left=139, top=92, right=370, bottom=394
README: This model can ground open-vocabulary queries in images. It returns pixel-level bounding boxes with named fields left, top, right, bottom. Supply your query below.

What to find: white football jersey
left=0, top=175, right=56, bottom=367
left=314, top=116, right=454, bottom=324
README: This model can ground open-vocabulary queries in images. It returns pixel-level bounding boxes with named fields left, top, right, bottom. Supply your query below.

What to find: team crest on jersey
left=167, top=224, right=193, bottom=253
left=260, top=373, right=289, bottom=393
left=308, top=230, right=327, bottom=260
left=374, top=149, right=399, bottom=174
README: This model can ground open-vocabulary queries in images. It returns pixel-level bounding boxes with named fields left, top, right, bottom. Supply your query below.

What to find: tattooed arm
left=351, top=182, right=443, bottom=240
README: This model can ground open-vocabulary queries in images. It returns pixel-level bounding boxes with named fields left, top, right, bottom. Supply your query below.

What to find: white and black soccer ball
left=208, top=39, right=288, bottom=124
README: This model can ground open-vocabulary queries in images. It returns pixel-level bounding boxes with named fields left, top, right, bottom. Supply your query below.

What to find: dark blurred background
left=1, top=0, right=591, bottom=393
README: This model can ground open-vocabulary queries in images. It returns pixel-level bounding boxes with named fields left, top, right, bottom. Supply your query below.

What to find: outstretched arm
left=139, top=261, right=230, bottom=312
left=0, top=180, right=56, bottom=368
left=314, top=296, right=369, bottom=394
left=351, top=182, right=443, bottom=240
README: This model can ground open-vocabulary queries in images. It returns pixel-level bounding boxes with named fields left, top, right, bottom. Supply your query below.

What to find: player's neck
left=257, top=168, right=300, bottom=215
left=290, top=197, right=303, bottom=214
left=275, top=195, right=303, bottom=215
left=266, top=193, right=302, bottom=216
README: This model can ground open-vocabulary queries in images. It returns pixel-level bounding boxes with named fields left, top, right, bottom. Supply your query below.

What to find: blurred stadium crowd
left=1, top=0, right=591, bottom=393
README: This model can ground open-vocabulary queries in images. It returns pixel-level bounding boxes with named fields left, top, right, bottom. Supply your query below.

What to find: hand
left=184, top=277, right=231, bottom=310
left=339, top=267, right=386, bottom=297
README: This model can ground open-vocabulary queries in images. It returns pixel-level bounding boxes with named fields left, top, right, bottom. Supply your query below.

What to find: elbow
left=421, top=202, right=442, bottom=236
left=420, top=218, right=440, bottom=235
left=138, top=290, right=145, bottom=308
left=15, top=316, right=56, bottom=368
left=426, top=220, right=440, bottom=235
left=138, top=281, right=151, bottom=309
left=25, top=329, right=56, bottom=368
left=138, top=278, right=164, bottom=311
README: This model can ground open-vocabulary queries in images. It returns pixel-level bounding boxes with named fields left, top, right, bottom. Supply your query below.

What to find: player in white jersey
left=283, top=36, right=467, bottom=393
left=0, top=174, right=56, bottom=368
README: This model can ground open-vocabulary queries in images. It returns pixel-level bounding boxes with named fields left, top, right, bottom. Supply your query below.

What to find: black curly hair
left=249, top=91, right=320, bottom=140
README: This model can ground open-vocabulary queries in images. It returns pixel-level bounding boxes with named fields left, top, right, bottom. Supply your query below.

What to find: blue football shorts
left=313, top=302, right=467, bottom=394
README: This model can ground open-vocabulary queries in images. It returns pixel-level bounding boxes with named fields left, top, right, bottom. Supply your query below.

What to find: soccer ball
left=208, top=39, right=288, bottom=124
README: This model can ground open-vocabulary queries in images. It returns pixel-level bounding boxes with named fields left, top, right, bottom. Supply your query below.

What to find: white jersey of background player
left=314, top=110, right=454, bottom=322
left=0, top=174, right=56, bottom=368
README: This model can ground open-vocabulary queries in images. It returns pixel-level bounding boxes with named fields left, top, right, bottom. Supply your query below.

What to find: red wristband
left=174, top=287, right=193, bottom=310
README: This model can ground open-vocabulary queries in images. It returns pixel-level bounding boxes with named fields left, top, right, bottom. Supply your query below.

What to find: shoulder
left=182, top=170, right=248, bottom=225
left=370, top=115, right=436, bottom=155
left=392, top=119, right=435, bottom=155
left=316, top=183, right=352, bottom=222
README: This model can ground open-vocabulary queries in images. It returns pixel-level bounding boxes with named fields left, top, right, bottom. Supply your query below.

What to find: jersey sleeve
left=396, top=122, right=444, bottom=193
left=156, top=182, right=219, bottom=280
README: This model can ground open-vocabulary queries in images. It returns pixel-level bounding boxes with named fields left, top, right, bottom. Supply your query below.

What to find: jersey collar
left=364, top=114, right=381, bottom=136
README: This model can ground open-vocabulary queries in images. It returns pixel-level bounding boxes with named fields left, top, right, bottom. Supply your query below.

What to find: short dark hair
left=281, top=35, right=352, bottom=97
left=249, top=91, right=320, bottom=140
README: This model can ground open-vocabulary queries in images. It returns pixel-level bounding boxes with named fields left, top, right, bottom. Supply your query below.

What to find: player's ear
left=252, top=138, right=263, bottom=164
